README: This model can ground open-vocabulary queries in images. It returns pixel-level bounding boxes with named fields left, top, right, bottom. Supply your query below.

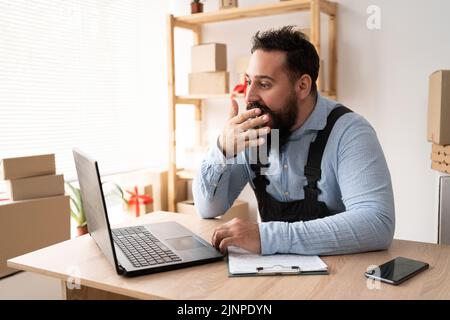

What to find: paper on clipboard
left=227, top=246, right=328, bottom=276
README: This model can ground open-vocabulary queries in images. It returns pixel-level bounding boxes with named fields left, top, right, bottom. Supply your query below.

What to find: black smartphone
left=364, top=257, right=429, bottom=285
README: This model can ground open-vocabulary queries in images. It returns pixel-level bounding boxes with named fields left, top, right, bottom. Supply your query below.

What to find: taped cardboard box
left=191, top=43, right=227, bottom=73
left=0, top=195, right=70, bottom=278
left=0, top=154, right=55, bottom=180
left=6, top=174, right=65, bottom=201
left=177, top=199, right=251, bottom=222
left=189, top=71, right=229, bottom=95
left=427, top=70, right=450, bottom=145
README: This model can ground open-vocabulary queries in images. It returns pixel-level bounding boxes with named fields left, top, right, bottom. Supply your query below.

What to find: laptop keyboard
left=112, top=226, right=182, bottom=268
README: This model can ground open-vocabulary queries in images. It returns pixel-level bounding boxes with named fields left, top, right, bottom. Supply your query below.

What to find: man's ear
left=295, top=74, right=313, bottom=100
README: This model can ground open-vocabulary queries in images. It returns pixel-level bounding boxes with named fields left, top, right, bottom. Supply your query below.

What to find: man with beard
left=192, top=26, right=395, bottom=255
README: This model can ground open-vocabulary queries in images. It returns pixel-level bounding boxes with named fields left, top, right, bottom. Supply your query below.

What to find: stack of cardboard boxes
left=189, top=43, right=229, bottom=95
left=431, top=145, right=450, bottom=174
left=428, top=70, right=450, bottom=174
left=0, top=154, right=70, bottom=278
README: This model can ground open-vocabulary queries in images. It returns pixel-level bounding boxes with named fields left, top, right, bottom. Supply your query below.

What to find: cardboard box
left=428, top=70, right=450, bottom=145
left=0, top=154, right=55, bottom=180
left=189, top=71, right=229, bottom=95
left=220, top=0, right=238, bottom=9
left=0, top=195, right=70, bottom=278
left=177, top=199, right=252, bottom=222
left=186, top=179, right=193, bottom=201
left=432, top=161, right=450, bottom=174
left=191, top=43, right=227, bottom=73
left=122, top=184, right=154, bottom=217
left=432, top=144, right=450, bottom=155
left=432, top=152, right=450, bottom=164
left=5, top=174, right=65, bottom=201
left=235, top=55, right=251, bottom=74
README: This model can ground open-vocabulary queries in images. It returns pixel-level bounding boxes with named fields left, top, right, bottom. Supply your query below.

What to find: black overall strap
left=303, top=105, right=353, bottom=214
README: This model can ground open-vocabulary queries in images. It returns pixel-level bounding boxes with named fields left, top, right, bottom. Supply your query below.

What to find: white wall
left=160, top=0, right=450, bottom=244
left=136, top=0, right=170, bottom=169
left=336, top=0, right=450, bottom=243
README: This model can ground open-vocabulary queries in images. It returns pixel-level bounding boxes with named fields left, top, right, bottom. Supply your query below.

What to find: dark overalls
left=250, top=106, right=353, bottom=223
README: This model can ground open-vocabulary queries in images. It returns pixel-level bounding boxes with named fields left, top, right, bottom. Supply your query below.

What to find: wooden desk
left=7, top=211, right=450, bottom=300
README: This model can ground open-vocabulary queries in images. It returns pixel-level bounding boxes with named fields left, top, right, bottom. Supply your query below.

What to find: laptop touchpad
left=166, top=236, right=206, bottom=251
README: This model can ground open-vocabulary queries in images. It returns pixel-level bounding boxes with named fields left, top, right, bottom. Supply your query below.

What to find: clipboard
left=227, top=246, right=329, bottom=277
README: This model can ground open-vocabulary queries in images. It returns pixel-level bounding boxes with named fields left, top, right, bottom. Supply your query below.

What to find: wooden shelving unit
left=167, top=0, right=338, bottom=211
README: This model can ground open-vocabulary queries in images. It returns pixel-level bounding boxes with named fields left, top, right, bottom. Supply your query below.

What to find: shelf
left=176, top=93, right=243, bottom=103
left=174, top=0, right=336, bottom=27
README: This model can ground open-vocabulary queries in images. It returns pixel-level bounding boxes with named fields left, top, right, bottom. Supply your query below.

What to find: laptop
left=73, top=148, right=223, bottom=277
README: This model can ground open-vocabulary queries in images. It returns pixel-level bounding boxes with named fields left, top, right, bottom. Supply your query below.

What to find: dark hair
left=251, top=25, right=320, bottom=94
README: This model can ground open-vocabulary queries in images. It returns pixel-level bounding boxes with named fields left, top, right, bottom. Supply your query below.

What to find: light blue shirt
left=193, top=94, right=395, bottom=255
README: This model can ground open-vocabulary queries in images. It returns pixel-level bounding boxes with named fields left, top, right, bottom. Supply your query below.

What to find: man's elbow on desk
left=374, top=213, right=395, bottom=251
left=195, top=200, right=230, bottom=219
left=331, top=208, right=395, bottom=255
left=363, top=205, right=396, bottom=253
left=192, top=179, right=230, bottom=219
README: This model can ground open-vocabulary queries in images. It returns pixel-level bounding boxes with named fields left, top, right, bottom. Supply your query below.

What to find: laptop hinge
left=117, top=264, right=126, bottom=275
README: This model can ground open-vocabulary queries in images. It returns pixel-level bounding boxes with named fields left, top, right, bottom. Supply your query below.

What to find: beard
left=246, top=91, right=299, bottom=152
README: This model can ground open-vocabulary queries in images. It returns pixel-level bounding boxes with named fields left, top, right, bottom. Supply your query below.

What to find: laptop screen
left=73, top=149, right=120, bottom=273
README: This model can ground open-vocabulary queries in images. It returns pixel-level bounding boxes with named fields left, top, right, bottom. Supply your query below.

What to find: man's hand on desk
left=211, top=218, right=261, bottom=254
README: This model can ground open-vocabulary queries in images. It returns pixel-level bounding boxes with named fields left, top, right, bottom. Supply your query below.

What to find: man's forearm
left=193, top=142, right=248, bottom=219
left=258, top=205, right=395, bottom=255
